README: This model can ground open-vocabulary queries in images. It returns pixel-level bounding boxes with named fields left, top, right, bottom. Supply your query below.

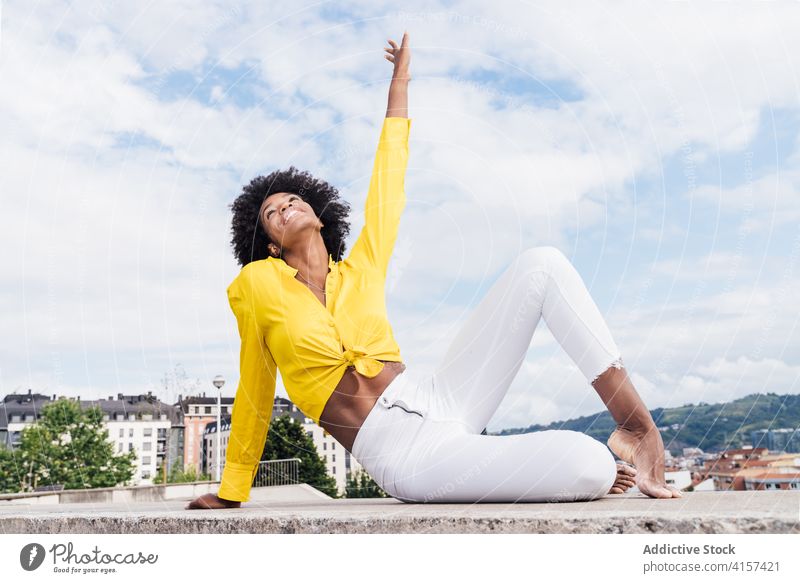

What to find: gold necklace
left=295, top=270, right=326, bottom=294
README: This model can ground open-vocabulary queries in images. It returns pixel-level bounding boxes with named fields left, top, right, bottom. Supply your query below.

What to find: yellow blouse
left=218, top=116, right=412, bottom=502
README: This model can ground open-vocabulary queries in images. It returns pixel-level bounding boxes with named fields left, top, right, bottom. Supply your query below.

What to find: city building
left=0, top=390, right=52, bottom=449
left=87, top=392, right=179, bottom=484
left=689, top=446, right=800, bottom=491
left=1, top=390, right=181, bottom=485
left=737, top=453, right=800, bottom=490
left=3, top=389, right=366, bottom=494
left=177, top=392, right=235, bottom=474
left=751, top=428, right=800, bottom=453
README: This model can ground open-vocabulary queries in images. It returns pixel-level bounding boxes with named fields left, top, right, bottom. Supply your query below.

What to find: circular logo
left=19, top=543, right=46, bottom=571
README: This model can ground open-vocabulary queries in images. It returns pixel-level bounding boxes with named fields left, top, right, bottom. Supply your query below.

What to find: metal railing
left=252, top=458, right=302, bottom=488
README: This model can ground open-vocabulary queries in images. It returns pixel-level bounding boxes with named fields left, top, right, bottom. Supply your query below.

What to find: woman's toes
left=646, top=488, right=670, bottom=499
left=668, top=486, right=683, bottom=498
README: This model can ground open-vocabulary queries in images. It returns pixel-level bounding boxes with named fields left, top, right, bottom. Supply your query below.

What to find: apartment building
left=1, top=390, right=181, bottom=485
left=0, top=390, right=52, bottom=449
left=95, top=392, right=178, bottom=484
left=751, top=428, right=800, bottom=453
left=177, top=392, right=235, bottom=474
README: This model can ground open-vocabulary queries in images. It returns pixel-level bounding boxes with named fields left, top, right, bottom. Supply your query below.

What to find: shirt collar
left=269, top=253, right=337, bottom=277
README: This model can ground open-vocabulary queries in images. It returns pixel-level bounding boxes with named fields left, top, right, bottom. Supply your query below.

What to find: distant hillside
left=492, top=392, right=800, bottom=457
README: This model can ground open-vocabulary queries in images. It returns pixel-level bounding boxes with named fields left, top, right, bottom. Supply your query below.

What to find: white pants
left=351, top=246, right=623, bottom=503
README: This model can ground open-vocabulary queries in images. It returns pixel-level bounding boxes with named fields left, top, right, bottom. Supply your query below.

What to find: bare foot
left=608, top=462, right=637, bottom=494
left=607, top=425, right=683, bottom=499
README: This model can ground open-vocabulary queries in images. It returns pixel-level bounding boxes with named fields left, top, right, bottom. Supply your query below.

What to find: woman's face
left=259, top=192, right=322, bottom=253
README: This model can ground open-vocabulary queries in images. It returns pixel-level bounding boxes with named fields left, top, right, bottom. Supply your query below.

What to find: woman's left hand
left=384, top=31, right=411, bottom=81
left=185, top=492, right=242, bottom=510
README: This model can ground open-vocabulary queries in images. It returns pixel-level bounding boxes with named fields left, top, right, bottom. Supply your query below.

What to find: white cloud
left=649, top=251, right=762, bottom=281
left=694, top=170, right=800, bottom=230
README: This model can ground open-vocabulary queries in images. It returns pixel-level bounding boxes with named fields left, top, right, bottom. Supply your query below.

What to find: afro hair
left=229, top=166, right=353, bottom=268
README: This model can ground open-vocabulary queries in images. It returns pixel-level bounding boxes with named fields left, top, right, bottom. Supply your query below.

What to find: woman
left=187, top=31, right=680, bottom=510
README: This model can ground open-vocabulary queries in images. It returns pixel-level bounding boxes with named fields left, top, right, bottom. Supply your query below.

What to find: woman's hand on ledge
left=185, top=492, right=242, bottom=510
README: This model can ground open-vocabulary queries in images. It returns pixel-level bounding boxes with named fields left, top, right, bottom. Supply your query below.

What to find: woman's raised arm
left=384, top=31, right=411, bottom=118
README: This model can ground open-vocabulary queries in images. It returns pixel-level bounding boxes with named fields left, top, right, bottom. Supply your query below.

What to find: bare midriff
left=318, top=360, right=407, bottom=453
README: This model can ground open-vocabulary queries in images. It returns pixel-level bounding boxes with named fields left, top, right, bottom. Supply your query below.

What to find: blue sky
left=1, top=1, right=798, bottom=432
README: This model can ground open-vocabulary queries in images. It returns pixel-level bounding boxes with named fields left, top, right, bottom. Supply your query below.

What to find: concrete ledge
left=0, top=481, right=223, bottom=505
left=0, top=482, right=332, bottom=507
left=1, top=491, right=798, bottom=534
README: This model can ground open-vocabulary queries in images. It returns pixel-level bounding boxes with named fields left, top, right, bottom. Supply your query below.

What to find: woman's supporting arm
left=217, top=272, right=278, bottom=503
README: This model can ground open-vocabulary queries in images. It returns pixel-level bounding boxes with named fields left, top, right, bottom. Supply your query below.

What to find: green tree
left=261, top=415, right=340, bottom=498
left=345, top=468, right=389, bottom=498
left=157, top=462, right=211, bottom=484
left=0, top=446, right=24, bottom=494
left=0, top=399, right=137, bottom=492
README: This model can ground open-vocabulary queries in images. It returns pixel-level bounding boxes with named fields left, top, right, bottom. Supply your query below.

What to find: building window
left=323, top=442, right=327, bottom=450
left=142, top=470, right=151, bottom=479
left=11, top=415, right=21, bottom=423
left=128, top=443, right=134, bottom=452
left=143, top=456, right=151, bottom=465
left=143, top=428, right=152, bottom=437
left=143, top=442, right=152, bottom=451
left=129, top=428, right=134, bottom=437
left=332, top=454, right=336, bottom=462
left=323, top=454, right=327, bottom=462
left=119, top=428, right=124, bottom=437
left=25, top=414, right=35, bottom=422
left=118, top=442, right=123, bottom=452
left=205, top=406, right=212, bottom=414
left=332, top=442, right=335, bottom=450
left=332, top=466, right=336, bottom=474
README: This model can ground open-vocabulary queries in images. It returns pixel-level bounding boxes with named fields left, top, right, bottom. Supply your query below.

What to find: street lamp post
left=212, top=375, right=225, bottom=482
